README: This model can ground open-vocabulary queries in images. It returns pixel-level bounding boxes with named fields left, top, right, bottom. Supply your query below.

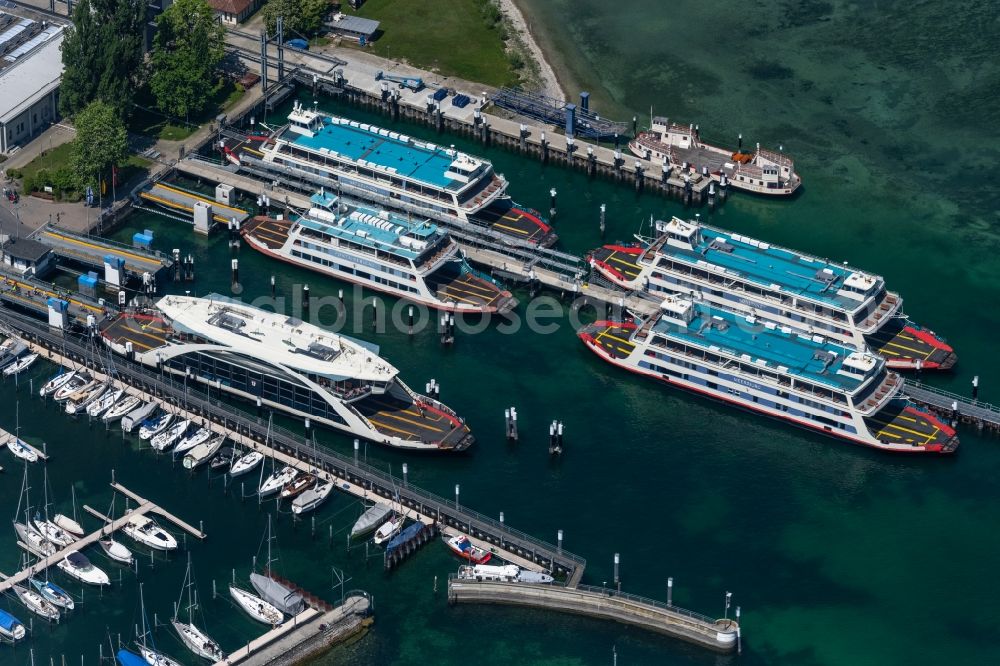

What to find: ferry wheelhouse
left=579, top=298, right=957, bottom=453
left=589, top=217, right=955, bottom=370
left=227, top=103, right=554, bottom=246
left=100, top=295, right=473, bottom=452
left=629, top=118, right=800, bottom=196
left=242, top=192, right=516, bottom=314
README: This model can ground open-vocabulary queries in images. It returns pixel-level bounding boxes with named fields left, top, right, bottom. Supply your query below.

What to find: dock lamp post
left=499, top=511, right=504, bottom=547
left=724, top=591, right=732, bottom=622
left=454, top=484, right=460, bottom=510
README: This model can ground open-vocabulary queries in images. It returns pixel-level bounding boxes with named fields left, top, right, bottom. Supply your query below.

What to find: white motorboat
left=173, top=427, right=213, bottom=457
left=171, top=620, right=224, bottom=661
left=122, top=402, right=158, bottom=433
left=291, top=480, right=334, bottom=515
left=54, top=513, right=85, bottom=537
left=259, top=465, right=297, bottom=497
left=229, top=585, right=284, bottom=624
left=372, top=513, right=404, bottom=545
left=34, top=516, right=76, bottom=547
left=29, top=577, right=75, bottom=610
left=3, top=352, right=38, bottom=376
left=65, top=382, right=108, bottom=415
left=100, top=538, right=135, bottom=566
left=58, top=550, right=110, bottom=585
left=138, top=645, right=184, bottom=666
left=151, top=419, right=190, bottom=452
left=40, top=370, right=77, bottom=397
left=350, top=503, right=393, bottom=539
left=103, top=395, right=142, bottom=423
left=53, top=375, right=91, bottom=401
left=13, top=584, right=60, bottom=622
left=6, top=437, right=38, bottom=463
left=138, top=412, right=174, bottom=440
left=122, top=515, right=178, bottom=551
left=182, top=435, right=225, bottom=470
left=86, top=387, right=124, bottom=418
left=14, top=521, right=56, bottom=557
left=0, top=607, right=26, bottom=642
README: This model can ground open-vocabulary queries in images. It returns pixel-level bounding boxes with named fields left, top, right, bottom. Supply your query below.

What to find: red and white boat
left=445, top=534, right=491, bottom=564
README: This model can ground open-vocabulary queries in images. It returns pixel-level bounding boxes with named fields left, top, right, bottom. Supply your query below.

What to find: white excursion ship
left=580, top=298, right=957, bottom=453
left=629, top=118, right=800, bottom=196
left=589, top=217, right=956, bottom=370
left=225, top=103, right=554, bottom=245
left=100, top=295, right=473, bottom=452
left=242, top=192, right=516, bottom=314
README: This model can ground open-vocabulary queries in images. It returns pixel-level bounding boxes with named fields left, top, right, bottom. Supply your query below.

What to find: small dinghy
left=34, top=516, right=76, bottom=547
left=259, top=465, right=297, bottom=497
left=100, top=537, right=135, bottom=565
left=291, top=480, right=333, bottom=515
left=13, top=584, right=61, bottom=622
left=139, top=413, right=174, bottom=440
left=230, top=585, right=284, bottom=624
left=173, top=427, right=213, bottom=457
left=103, top=394, right=142, bottom=423
left=151, top=419, right=190, bottom=452
left=171, top=620, right=224, bottom=662
left=208, top=446, right=236, bottom=472
left=372, top=513, right=404, bottom=545
left=0, top=608, right=26, bottom=642
left=445, top=534, right=492, bottom=564
left=39, top=370, right=76, bottom=397
left=229, top=450, right=264, bottom=478
left=3, top=352, right=38, bottom=376
left=122, top=515, right=178, bottom=551
left=29, top=577, right=75, bottom=609
left=53, top=375, right=90, bottom=401
left=58, top=550, right=110, bottom=586
left=351, top=503, right=393, bottom=539
left=280, top=472, right=316, bottom=500
left=54, top=513, right=85, bottom=537
left=14, top=521, right=56, bottom=557
left=182, top=435, right=225, bottom=470
left=86, top=387, right=124, bottom=418
left=6, top=437, right=38, bottom=463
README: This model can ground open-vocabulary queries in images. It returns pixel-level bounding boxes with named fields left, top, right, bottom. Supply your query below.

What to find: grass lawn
left=129, top=79, right=245, bottom=143
left=18, top=141, right=74, bottom=181
left=353, top=0, right=519, bottom=87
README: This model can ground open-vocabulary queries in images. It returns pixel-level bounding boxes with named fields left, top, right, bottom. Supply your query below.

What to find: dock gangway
left=902, top=380, right=1000, bottom=433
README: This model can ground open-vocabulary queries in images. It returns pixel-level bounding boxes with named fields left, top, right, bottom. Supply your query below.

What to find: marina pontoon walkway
left=243, top=216, right=293, bottom=249
left=579, top=321, right=637, bottom=359
left=589, top=245, right=643, bottom=283
left=354, top=393, right=473, bottom=450
left=100, top=313, right=169, bottom=352
left=472, top=204, right=556, bottom=247
left=140, top=182, right=250, bottom=225
left=864, top=401, right=958, bottom=451
left=864, top=318, right=957, bottom=369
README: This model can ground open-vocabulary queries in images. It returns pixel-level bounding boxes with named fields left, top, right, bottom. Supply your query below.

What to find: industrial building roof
left=327, top=14, right=380, bottom=37
left=0, top=30, right=64, bottom=124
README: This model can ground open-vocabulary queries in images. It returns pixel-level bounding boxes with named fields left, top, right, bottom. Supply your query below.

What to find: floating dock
left=0, top=267, right=107, bottom=324
left=447, top=577, right=739, bottom=653
left=33, top=226, right=172, bottom=282
left=138, top=182, right=251, bottom=226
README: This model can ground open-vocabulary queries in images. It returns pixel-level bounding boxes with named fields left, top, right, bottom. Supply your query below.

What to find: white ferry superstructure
left=579, top=298, right=957, bottom=453
left=589, top=217, right=956, bottom=370
left=242, top=192, right=516, bottom=314
left=100, top=295, right=474, bottom=451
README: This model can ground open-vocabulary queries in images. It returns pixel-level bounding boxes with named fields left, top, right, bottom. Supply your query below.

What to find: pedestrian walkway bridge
left=903, top=380, right=1000, bottom=434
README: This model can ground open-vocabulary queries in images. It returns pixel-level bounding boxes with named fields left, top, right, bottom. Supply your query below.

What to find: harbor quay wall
left=0, top=309, right=588, bottom=586
left=447, top=578, right=738, bottom=653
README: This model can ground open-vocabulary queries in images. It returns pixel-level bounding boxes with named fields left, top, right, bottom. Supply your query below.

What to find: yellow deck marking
left=156, top=183, right=248, bottom=214
left=375, top=411, right=444, bottom=433
left=492, top=222, right=530, bottom=235
left=43, top=231, right=157, bottom=266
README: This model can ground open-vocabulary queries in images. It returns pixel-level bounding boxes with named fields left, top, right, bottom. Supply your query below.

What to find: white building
left=0, top=19, right=64, bottom=155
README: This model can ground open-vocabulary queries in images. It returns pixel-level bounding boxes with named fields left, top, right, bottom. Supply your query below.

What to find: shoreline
left=497, top=0, right=567, bottom=100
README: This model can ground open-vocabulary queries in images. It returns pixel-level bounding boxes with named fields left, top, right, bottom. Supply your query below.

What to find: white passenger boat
left=259, top=465, right=297, bottom=497
left=58, top=550, right=110, bottom=585
left=229, top=585, right=283, bottom=625
left=103, top=394, right=142, bottom=423
left=53, top=375, right=91, bottom=401
left=86, top=387, right=124, bottom=418
left=39, top=370, right=77, bottom=397
left=291, top=480, right=333, bottom=515
left=151, top=419, right=190, bottom=452
left=372, top=514, right=404, bottom=545
left=3, top=352, right=38, bottom=376
left=350, top=503, right=393, bottom=539
left=99, top=537, right=135, bottom=566
left=138, top=412, right=173, bottom=440
left=54, top=513, right=85, bottom=537
left=173, top=427, right=213, bottom=457
left=122, top=515, right=178, bottom=551
left=13, top=584, right=61, bottom=622
left=181, top=435, right=225, bottom=470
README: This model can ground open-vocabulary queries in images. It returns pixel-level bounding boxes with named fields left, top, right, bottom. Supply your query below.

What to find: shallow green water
left=4, top=2, right=1000, bottom=662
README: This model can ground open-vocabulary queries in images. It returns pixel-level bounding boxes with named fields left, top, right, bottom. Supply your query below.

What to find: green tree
left=59, top=0, right=148, bottom=118
left=70, top=101, right=128, bottom=188
left=299, top=0, right=331, bottom=35
left=262, top=0, right=330, bottom=36
left=149, top=0, right=227, bottom=120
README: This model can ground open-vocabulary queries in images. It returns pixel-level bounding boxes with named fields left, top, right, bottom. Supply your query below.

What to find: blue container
left=432, top=88, right=448, bottom=102
left=133, top=232, right=153, bottom=249
left=78, top=274, right=98, bottom=290
left=452, top=94, right=470, bottom=108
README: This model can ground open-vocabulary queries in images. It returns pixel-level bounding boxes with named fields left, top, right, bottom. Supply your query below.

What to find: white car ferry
left=589, top=217, right=955, bottom=370
left=242, top=192, right=516, bottom=314
left=629, top=118, right=801, bottom=196
left=225, top=103, right=555, bottom=245
left=579, top=297, right=957, bottom=453
left=100, top=295, right=474, bottom=452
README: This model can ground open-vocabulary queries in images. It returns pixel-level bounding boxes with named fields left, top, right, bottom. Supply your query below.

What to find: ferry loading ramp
left=32, top=225, right=172, bottom=279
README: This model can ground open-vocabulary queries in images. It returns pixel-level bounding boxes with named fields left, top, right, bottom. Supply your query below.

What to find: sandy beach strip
left=497, top=0, right=566, bottom=100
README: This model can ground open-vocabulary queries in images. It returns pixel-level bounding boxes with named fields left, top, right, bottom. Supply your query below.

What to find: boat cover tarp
left=351, top=503, right=392, bottom=537
left=0, top=608, right=23, bottom=633
left=386, top=522, right=424, bottom=556
left=250, top=573, right=305, bottom=615
left=116, top=649, right=147, bottom=666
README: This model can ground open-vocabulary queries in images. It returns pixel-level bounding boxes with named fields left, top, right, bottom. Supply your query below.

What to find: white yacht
left=122, top=515, right=178, bottom=551
left=58, top=551, right=110, bottom=585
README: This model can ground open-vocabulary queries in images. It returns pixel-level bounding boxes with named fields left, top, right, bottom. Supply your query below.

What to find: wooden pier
left=448, top=578, right=739, bottom=653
